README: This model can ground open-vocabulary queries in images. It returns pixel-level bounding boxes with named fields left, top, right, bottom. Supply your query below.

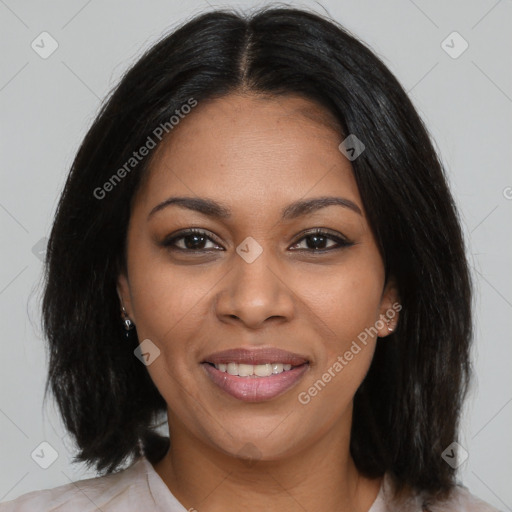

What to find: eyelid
left=292, top=227, right=352, bottom=244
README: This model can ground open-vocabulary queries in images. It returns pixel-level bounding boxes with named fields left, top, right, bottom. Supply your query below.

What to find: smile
left=201, top=347, right=310, bottom=402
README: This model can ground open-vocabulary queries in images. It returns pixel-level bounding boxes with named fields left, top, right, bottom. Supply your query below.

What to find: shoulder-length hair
left=42, top=6, right=472, bottom=499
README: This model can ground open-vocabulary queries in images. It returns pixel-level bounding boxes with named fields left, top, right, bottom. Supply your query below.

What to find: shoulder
left=0, top=457, right=153, bottom=512
left=379, top=474, right=503, bottom=512
left=426, top=484, right=503, bottom=512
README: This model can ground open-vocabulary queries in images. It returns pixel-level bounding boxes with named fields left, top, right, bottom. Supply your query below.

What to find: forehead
left=134, top=93, right=363, bottom=221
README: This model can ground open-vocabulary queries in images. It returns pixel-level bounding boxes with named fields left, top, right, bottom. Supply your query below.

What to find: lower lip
left=202, top=363, right=309, bottom=402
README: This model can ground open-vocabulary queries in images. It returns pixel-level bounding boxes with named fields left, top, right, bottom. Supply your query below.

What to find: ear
left=117, top=272, right=135, bottom=322
left=376, top=276, right=400, bottom=338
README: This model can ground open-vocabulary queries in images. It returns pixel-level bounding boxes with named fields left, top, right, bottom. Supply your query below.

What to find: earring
left=386, top=317, right=394, bottom=333
left=121, top=306, right=135, bottom=337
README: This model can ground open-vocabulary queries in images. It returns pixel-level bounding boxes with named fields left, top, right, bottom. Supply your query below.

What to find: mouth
left=201, top=347, right=310, bottom=402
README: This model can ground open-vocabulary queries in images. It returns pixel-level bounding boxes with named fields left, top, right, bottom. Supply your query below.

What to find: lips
left=201, top=347, right=310, bottom=402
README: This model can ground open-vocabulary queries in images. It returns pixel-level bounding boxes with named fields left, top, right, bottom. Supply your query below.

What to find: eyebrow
left=147, top=195, right=362, bottom=221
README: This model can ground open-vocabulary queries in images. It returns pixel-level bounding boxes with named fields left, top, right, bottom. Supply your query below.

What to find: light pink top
left=0, top=455, right=501, bottom=511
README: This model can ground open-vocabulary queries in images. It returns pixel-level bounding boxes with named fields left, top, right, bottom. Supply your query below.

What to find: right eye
left=161, top=228, right=224, bottom=252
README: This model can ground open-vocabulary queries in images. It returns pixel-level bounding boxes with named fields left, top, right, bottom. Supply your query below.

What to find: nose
left=214, top=246, right=295, bottom=330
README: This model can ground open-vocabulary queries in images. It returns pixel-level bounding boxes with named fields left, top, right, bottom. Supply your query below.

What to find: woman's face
left=118, top=93, right=398, bottom=461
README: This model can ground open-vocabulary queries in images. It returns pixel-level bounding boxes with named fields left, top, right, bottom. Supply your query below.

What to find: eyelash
left=161, top=228, right=354, bottom=254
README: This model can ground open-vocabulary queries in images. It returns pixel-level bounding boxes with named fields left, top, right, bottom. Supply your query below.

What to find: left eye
left=289, top=230, right=353, bottom=251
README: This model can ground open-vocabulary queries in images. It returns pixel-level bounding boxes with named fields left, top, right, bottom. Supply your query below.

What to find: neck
left=152, top=414, right=382, bottom=512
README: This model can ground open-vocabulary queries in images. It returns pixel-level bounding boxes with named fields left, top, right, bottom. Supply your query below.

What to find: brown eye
left=161, top=229, right=224, bottom=252
left=289, top=229, right=354, bottom=252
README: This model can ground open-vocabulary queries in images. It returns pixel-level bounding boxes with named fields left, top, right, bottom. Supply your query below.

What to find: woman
left=0, top=7, right=500, bottom=512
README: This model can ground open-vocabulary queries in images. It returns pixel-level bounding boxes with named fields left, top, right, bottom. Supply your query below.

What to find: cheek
left=128, top=253, right=215, bottom=348
left=292, top=265, right=382, bottom=430
left=300, top=258, right=384, bottom=354
left=291, top=252, right=384, bottom=418
left=127, top=259, right=210, bottom=415
left=330, top=276, right=381, bottom=345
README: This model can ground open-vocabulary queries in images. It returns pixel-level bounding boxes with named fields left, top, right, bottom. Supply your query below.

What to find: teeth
left=213, top=362, right=294, bottom=376
left=238, top=364, right=253, bottom=377
left=227, top=363, right=238, bottom=375
left=272, top=363, right=284, bottom=374
left=255, top=363, right=272, bottom=376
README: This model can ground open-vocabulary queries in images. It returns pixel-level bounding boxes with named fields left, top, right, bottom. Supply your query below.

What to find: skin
left=117, top=92, right=399, bottom=512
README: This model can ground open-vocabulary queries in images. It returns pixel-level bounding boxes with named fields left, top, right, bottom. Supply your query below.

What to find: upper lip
left=202, top=347, right=309, bottom=366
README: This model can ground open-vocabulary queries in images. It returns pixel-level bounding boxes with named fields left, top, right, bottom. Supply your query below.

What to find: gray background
left=1, top=0, right=511, bottom=509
